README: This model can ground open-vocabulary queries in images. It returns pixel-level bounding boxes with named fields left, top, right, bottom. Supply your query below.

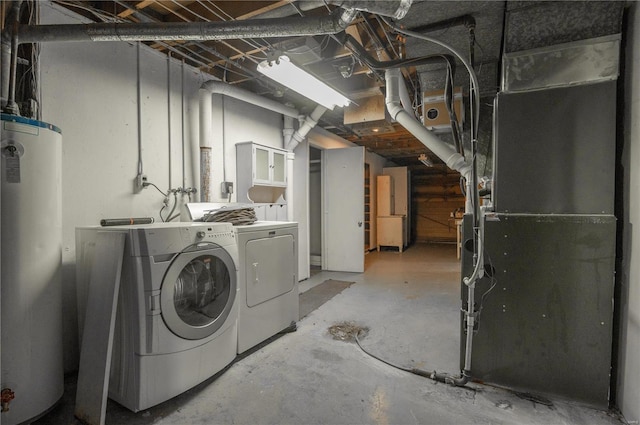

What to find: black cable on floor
left=354, top=330, right=475, bottom=389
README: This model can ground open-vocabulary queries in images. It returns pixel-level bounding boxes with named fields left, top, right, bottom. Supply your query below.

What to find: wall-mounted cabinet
left=237, top=142, right=288, bottom=203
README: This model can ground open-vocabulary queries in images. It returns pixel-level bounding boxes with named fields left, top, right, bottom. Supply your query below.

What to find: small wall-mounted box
left=422, top=88, right=464, bottom=132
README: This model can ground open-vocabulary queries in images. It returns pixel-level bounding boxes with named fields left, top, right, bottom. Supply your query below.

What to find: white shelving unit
left=236, top=142, right=287, bottom=204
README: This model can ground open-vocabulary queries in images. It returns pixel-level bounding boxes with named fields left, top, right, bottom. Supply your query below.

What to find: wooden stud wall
left=413, top=174, right=464, bottom=243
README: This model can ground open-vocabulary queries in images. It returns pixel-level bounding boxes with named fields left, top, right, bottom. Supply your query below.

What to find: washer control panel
left=187, top=223, right=235, bottom=246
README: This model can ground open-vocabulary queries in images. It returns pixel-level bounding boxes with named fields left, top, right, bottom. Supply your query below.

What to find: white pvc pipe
left=285, top=105, right=326, bottom=151
left=198, top=80, right=325, bottom=220
left=286, top=151, right=296, bottom=220
left=398, top=76, right=414, bottom=117
left=198, top=87, right=213, bottom=201
left=198, top=88, right=213, bottom=149
left=200, top=80, right=299, bottom=119
left=385, top=69, right=470, bottom=176
left=283, top=115, right=295, bottom=148
left=198, top=80, right=300, bottom=201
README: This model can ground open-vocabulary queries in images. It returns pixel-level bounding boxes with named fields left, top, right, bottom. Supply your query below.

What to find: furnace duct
left=3, top=0, right=412, bottom=115
left=14, top=1, right=410, bottom=44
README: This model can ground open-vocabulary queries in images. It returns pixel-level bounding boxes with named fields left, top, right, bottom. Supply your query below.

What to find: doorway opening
left=309, top=146, right=322, bottom=270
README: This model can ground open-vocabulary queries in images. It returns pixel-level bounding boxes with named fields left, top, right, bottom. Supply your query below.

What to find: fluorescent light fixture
left=257, top=55, right=350, bottom=110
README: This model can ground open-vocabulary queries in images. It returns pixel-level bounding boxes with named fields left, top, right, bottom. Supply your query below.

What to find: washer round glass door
left=160, top=243, right=236, bottom=340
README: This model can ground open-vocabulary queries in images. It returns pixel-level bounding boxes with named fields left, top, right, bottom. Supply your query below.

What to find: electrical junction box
left=422, top=87, right=464, bottom=132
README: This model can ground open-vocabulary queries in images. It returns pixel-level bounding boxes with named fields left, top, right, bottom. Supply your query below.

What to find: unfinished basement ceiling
left=36, top=1, right=625, bottom=180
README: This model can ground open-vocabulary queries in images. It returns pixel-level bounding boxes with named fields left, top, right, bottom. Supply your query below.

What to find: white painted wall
left=39, top=1, right=290, bottom=373
left=208, top=94, right=284, bottom=203
left=39, top=2, right=207, bottom=372
left=293, top=140, right=311, bottom=279
left=619, top=3, right=640, bottom=421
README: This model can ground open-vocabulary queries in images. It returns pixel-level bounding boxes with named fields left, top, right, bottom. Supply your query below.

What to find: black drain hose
left=354, top=331, right=471, bottom=387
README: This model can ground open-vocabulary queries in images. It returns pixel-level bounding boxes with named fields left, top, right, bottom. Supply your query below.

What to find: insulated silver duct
left=254, top=0, right=411, bottom=20
left=17, top=15, right=349, bottom=43
left=336, top=0, right=412, bottom=20
left=16, top=1, right=411, bottom=44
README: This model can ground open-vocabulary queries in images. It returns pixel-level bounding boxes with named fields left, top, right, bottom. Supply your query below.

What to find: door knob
left=358, top=221, right=363, bottom=227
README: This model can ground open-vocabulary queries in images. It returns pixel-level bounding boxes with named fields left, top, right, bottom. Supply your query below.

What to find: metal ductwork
left=17, top=14, right=350, bottom=44
left=6, top=0, right=412, bottom=115
left=336, top=0, right=412, bottom=20
left=15, top=1, right=411, bottom=44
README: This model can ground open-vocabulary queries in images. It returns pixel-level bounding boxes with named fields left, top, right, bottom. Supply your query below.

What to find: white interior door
left=322, top=147, right=364, bottom=272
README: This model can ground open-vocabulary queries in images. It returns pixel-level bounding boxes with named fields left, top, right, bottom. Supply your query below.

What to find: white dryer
left=234, top=221, right=298, bottom=354
left=76, top=222, right=239, bottom=412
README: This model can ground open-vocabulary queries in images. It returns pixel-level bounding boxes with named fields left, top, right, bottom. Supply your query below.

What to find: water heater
left=1, top=113, right=64, bottom=424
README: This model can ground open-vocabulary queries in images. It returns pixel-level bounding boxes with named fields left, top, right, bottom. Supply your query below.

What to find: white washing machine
left=76, top=222, right=239, bottom=412
left=234, top=221, right=298, bottom=354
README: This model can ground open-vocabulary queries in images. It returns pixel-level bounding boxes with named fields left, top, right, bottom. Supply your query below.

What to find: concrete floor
left=37, top=243, right=625, bottom=425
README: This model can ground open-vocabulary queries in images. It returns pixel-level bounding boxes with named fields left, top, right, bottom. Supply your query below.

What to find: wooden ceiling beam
left=118, top=0, right=155, bottom=18
left=148, top=1, right=259, bottom=69
left=235, top=1, right=295, bottom=20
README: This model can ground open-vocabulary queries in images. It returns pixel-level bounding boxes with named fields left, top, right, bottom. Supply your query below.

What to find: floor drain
left=328, top=322, right=369, bottom=342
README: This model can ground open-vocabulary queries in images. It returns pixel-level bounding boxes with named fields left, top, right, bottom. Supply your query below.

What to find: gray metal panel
left=75, top=231, right=126, bottom=425
left=502, top=35, right=620, bottom=92
left=461, top=214, right=615, bottom=408
left=505, top=1, right=623, bottom=53
left=493, top=82, right=616, bottom=214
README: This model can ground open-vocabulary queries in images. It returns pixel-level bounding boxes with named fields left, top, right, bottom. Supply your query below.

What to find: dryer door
left=160, top=243, right=237, bottom=340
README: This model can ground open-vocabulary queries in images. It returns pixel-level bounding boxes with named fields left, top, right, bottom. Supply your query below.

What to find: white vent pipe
left=285, top=105, right=327, bottom=151
left=386, top=66, right=483, bottom=386
left=386, top=68, right=469, bottom=176
left=199, top=81, right=326, bottom=210
left=199, top=81, right=299, bottom=201
left=385, top=68, right=472, bottom=212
